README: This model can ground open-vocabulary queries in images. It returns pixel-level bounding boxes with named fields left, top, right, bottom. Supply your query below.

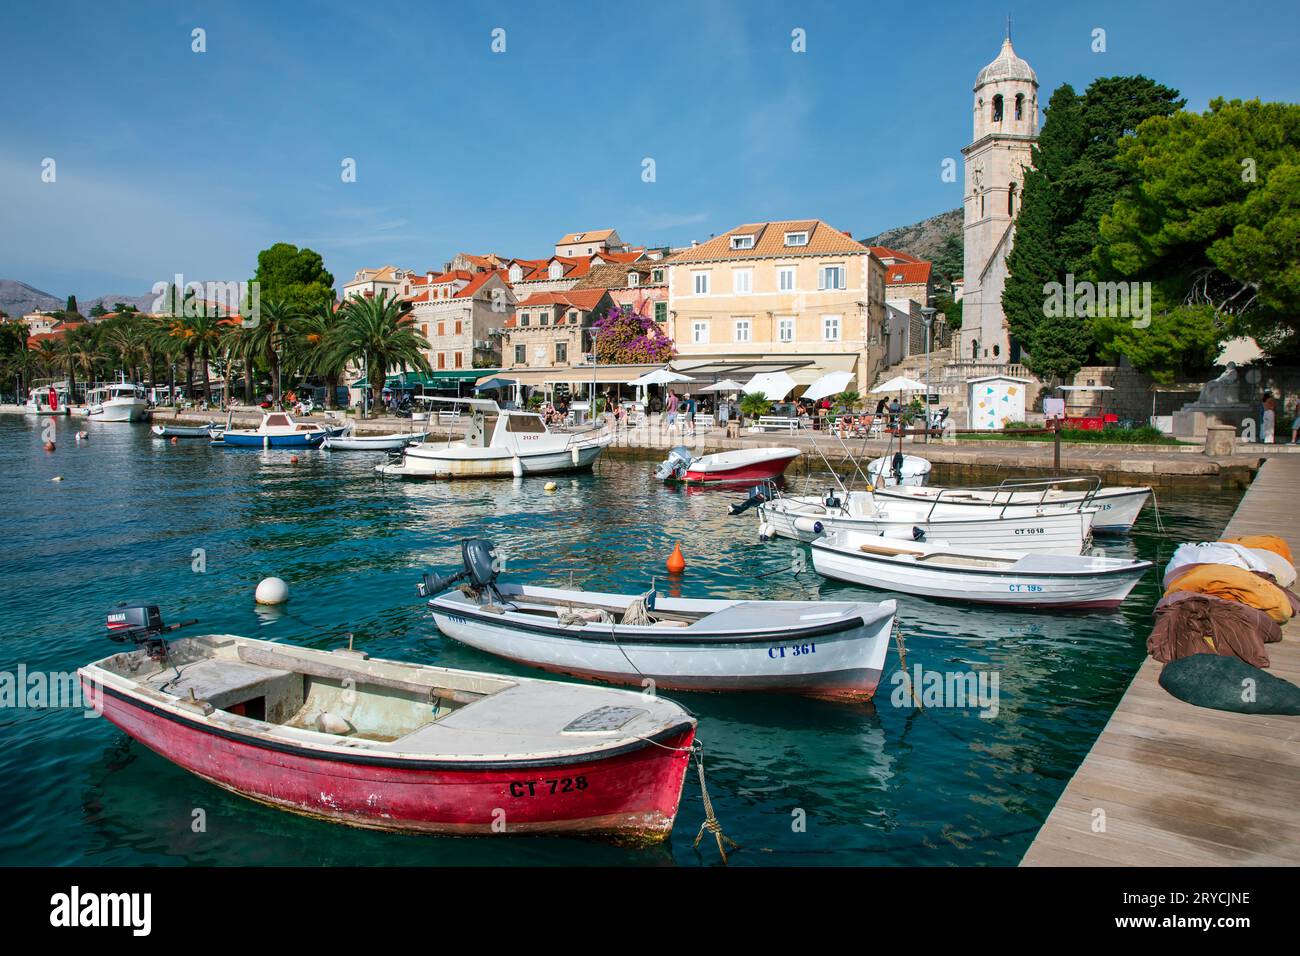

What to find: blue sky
left=2, top=0, right=1296, bottom=298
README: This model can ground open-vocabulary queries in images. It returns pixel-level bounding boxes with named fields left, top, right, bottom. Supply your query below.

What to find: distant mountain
left=1, top=280, right=161, bottom=319
left=0, top=280, right=63, bottom=317
left=861, top=208, right=963, bottom=279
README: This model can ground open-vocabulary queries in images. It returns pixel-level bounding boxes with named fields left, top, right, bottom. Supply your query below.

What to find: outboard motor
left=823, top=490, right=842, bottom=510
left=729, top=482, right=771, bottom=516
left=891, top=451, right=906, bottom=484
left=418, top=538, right=503, bottom=603
left=654, top=445, right=695, bottom=482
left=106, top=605, right=197, bottom=659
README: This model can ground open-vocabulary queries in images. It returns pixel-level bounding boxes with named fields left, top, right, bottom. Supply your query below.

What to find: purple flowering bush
left=590, top=303, right=674, bottom=365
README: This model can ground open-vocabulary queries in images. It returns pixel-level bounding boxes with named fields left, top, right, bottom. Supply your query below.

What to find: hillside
left=862, top=207, right=963, bottom=279
left=1, top=280, right=161, bottom=318
left=0, top=280, right=62, bottom=317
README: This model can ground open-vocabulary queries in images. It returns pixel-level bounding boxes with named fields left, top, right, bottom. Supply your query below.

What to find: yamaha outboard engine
left=654, top=445, right=695, bottom=482
left=106, top=605, right=197, bottom=659
left=729, top=482, right=771, bottom=516
left=418, top=538, right=503, bottom=603
left=891, top=451, right=906, bottom=483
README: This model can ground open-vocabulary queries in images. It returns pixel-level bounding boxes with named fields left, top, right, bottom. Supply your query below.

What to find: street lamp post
left=920, top=306, right=937, bottom=442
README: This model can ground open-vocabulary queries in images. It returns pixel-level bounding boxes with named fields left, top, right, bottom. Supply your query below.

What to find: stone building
left=959, top=34, right=1038, bottom=364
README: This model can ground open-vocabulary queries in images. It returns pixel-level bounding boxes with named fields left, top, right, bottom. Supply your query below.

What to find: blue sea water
left=0, top=415, right=1240, bottom=866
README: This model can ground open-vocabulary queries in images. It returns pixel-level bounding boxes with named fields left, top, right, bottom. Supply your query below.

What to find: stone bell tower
left=959, top=29, right=1038, bottom=364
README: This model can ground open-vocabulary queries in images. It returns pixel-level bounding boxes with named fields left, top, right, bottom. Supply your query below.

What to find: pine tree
left=1002, top=77, right=1183, bottom=380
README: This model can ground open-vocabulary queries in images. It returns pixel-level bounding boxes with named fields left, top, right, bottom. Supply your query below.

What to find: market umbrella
left=802, top=370, right=855, bottom=401
left=700, top=379, right=744, bottom=392
left=473, top=377, right=517, bottom=392
left=627, top=368, right=695, bottom=387
left=870, top=376, right=928, bottom=393
left=742, top=371, right=797, bottom=400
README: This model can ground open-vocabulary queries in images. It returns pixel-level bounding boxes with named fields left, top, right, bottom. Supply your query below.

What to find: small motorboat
left=866, top=453, right=931, bottom=488
left=752, top=488, right=1097, bottom=554
left=655, top=445, right=802, bottom=483
left=810, top=530, right=1152, bottom=609
left=81, top=606, right=696, bottom=840
left=214, top=411, right=328, bottom=448
left=323, top=429, right=427, bottom=451
left=152, top=422, right=222, bottom=438
left=872, top=478, right=1152, bottom=534
left=420, top=539, right=897, bottom=702
left=376, top=398, right=611, bottom=479
left=85, top=382, right=150, bottom=422
left=22, top=383, right=71, bottom=416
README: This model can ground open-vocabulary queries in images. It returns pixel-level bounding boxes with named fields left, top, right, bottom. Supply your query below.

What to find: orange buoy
left=290, top=454, right=299, bottom=464
left=44, top=441, right=56, bottom=452
left=170, top=436, right=179, bottom=444
left=666, top=542, right=686, bottom=574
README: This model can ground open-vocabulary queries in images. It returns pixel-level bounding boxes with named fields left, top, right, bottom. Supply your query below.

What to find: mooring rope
left=691, top=742, right=740, bottom=864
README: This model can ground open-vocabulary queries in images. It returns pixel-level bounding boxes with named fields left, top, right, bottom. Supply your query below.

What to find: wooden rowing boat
left=81, top=629, right=696, bottom=841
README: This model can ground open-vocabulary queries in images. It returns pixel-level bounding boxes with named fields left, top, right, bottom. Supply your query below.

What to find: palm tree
left=739, top=391, right=772, bottom=424
left=290, top=296, right=346, bottom=409
left=184, top=311, right=226, bottom=406
left=326, top=292, right=431, bottom=417
left=243, top=299, right=298, bottom=408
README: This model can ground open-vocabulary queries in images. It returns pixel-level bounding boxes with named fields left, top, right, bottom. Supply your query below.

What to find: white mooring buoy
left=255, top=577, right=289, bottom=605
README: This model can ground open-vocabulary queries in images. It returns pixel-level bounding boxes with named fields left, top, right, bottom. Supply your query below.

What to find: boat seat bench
left=144, top=659, right=297, bottom=714
left=237, top=645, right=484, bottom=705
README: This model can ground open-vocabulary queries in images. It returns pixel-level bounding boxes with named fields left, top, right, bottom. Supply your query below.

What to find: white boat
left=866, top=453, right=932, bottom=487
left=22, top=382, right=71, bottom=416
left=756, top=489, right=1096, bottom=554
left=324, top=429, right=427, bottom=451
left=85, top=382, right=150, bottom=422
left=377, top=398, right=612, bottom=479
left=420, top=539, right=897, bottom=702
left=872, top=478, right=1151, bottom=534
left=215, top=411, right=329, bottom=448
left=655, top=445, right=802, bottom=483
left=811, top=530, right=1152, bottom=609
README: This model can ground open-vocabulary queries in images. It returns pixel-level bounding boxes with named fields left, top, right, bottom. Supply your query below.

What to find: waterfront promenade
left=1021, top=455, right=1300, bottom=866
left=2, top=403, right=1271, bottom=487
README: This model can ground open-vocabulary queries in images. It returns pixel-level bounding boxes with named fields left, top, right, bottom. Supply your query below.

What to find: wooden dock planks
left=1021, top=456, right=1300, bottom=866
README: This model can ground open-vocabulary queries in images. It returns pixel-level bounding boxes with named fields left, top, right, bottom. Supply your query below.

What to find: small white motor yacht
left=22, top=382, right=71, bottom=416
left=85, top=382, right=150, bottom=422
left=376, top=398, right=612, bottom=479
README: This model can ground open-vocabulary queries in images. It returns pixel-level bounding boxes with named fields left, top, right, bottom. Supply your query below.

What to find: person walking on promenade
left=665, top=390, right=679, bottom=432
left=684, top=394, right=697, bottom=436
left=1261, top=393, right=1277, bottom=444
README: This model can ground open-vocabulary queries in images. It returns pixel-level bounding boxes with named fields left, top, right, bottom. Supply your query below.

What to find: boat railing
left=919, top=476, right=1100, bottom=522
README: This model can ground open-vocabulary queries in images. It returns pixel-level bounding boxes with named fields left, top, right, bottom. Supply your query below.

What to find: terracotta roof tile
left=667, top=219, right=867, bottom=264
left=884, top=262, right=932, bottom=285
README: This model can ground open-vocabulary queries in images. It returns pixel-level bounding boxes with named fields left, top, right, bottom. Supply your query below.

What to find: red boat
left=657, top=445, right=802, bottom=484
left=81, top=624, right=696, bottom=841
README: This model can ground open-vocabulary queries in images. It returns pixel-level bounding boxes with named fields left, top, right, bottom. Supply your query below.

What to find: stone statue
left=1194, top=362, right=1242, bottom=407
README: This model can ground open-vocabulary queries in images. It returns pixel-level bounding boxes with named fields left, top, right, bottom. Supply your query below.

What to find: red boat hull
left=683, top=453, right=800, bottom=484
left=88, top=679, right=695, bottom=842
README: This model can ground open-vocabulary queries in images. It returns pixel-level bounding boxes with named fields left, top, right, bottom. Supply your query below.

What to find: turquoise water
left=0, top=415, right=1240, bottom=866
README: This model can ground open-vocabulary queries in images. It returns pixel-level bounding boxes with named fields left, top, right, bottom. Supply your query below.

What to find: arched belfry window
left=1015, top=94, right=1024, bottom=121
left=992, top=95, right=1003, bottom=122
left=1008, top=182, right=1017, bottom=216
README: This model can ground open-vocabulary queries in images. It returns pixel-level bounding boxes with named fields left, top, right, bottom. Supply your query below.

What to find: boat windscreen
left=504, top=414, right=546, bottom=433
